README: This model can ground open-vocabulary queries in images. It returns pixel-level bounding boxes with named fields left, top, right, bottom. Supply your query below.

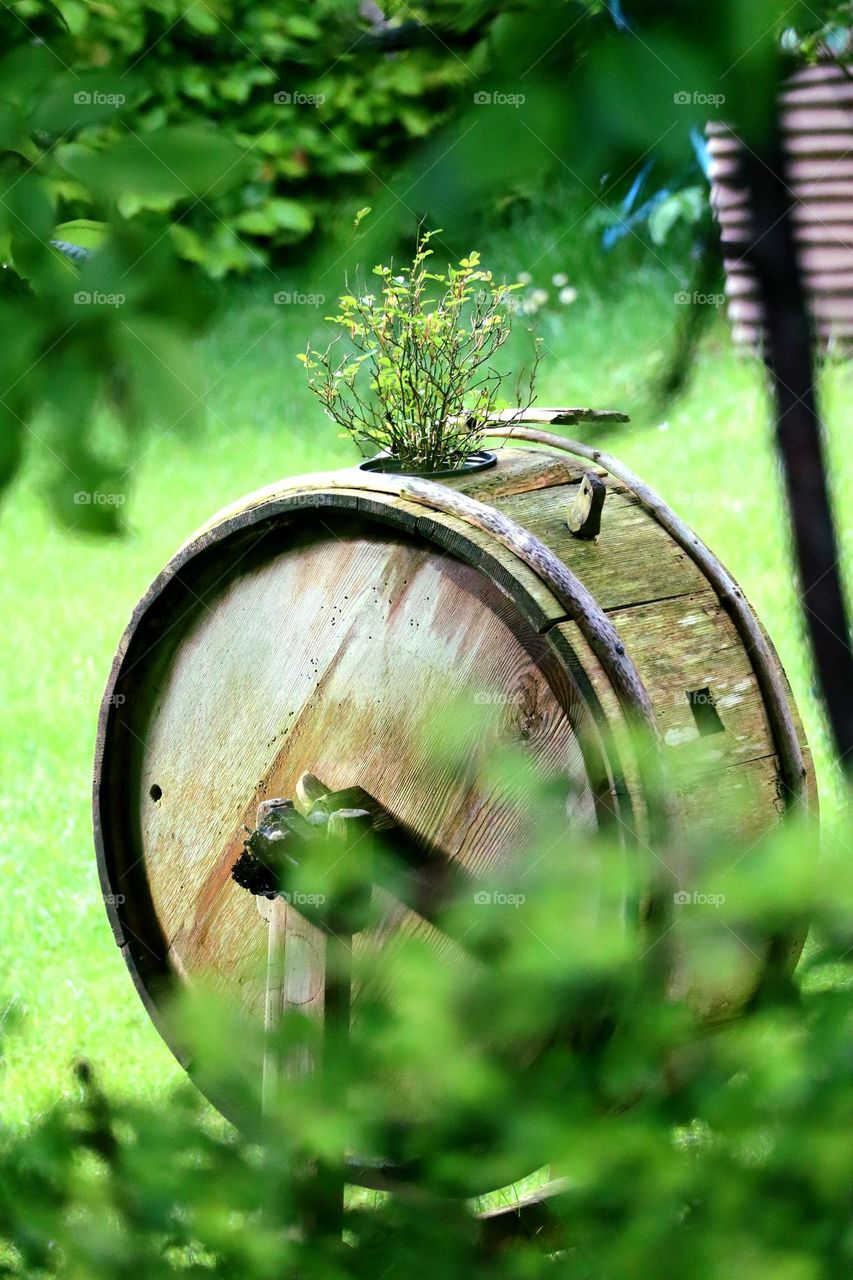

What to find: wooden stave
left=485, top=432, right=812, bottom=816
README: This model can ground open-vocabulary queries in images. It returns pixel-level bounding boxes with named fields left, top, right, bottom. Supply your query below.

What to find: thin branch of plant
left=299, top=229, right=541, bottom=472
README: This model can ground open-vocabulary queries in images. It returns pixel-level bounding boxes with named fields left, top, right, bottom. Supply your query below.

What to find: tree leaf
left=57, top=129, right=248, bottom=205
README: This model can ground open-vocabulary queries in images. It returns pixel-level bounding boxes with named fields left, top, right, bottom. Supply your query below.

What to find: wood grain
left=100, top=514, right=601, bottom=1034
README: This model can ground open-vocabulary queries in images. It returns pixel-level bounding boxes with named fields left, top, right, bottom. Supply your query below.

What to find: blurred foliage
left=2, top=797, right=853, bottom=1276
left=1, top=0, right=849, bottom=526
left=9, top=0, right=472, bottom=278
left=782, top=1, right=852, bottom=60
left=0, top=2, right=249, bottom=529
left=339, top=0, right=815, bottom=261
left=0, top=0, right=469, bottom=526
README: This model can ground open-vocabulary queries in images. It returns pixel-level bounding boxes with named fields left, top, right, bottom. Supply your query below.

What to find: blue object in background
left=601, top=129, right=712, bottom=250
left=606, top=0, right=632, bottom=32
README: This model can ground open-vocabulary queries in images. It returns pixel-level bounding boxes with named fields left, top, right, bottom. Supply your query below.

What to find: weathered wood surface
left=100, top=514, right=599, bottom=1030
left=563, top=592, right=782, bottom=765
left=555, top=597, right=814, bottom=821
left=495, top=481, right=707, bottom=610
left=395, top=478, right=662, bottom=733
left=486, top=429, right=810, bottom=813
left=352, top=485, right=576, bottom=631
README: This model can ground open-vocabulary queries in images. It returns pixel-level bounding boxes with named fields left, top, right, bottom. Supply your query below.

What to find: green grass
left=1, top=224, right=850, bottom=1125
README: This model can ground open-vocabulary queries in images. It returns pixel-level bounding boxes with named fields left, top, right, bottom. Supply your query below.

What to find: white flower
left=393, top=275, right=405, bottom=284
left=558, top=286, right=578, bottom=305
left=516, top=271, right=532, bottom=285
left=359, top=295, right=375, bottom=306
left=552, top=272, right=568, bottom=287
left=531, top=288, right=549, bottom=307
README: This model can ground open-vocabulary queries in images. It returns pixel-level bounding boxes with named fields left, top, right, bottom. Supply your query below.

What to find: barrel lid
left=94, top=469, right=618, bottom=1128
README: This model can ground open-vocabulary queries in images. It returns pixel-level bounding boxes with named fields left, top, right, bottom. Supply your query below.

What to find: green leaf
left=235, top=198, right=314, bottom=236
left=0, top=170, right=56, bottom=241
left=31, top=0, right=69, bottom=31
left=0, top=104, right=31, bottom=158
left=57, top=129, right=248, bottom=205
left=30, top=73, right=130, bottom=134
left=52, top=218, right=108, bottom=251
left=218, top=75, right=253, bottom=104
left=285, top=14, right=320, bottom=39
left=183, top=2, right=221, bottom=35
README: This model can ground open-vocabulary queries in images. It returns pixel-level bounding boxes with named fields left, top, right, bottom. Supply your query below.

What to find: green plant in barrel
left=298, top=229, right=540, bottom=473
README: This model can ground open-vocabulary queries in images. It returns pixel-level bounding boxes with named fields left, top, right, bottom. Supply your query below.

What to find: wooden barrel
left=708, top=61, right=853, bottom=349
left=94, top=432, right=816, bottom=1131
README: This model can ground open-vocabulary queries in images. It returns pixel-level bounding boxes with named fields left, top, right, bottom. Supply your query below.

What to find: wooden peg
left=294, top=771, right=330, bottom=817
left=313, top=786, right=396, bottom=830
left=327, top=807, right=373, bottom=843
left=567, top=471, right=606, bottom=540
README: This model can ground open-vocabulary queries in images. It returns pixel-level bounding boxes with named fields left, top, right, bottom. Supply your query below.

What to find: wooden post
left=255, top=798, right=324, bottom=1113
left=260, top=896, right=325, bottom=1111
left=302, top=807, right=372, bottom=1243
left=256, top=788, right=374, bottom=1242
left=309, top=923, right=351, bottom=1241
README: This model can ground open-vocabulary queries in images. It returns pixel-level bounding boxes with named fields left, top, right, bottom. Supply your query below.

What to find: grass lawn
left=1, top=218, right=850, bottom=1126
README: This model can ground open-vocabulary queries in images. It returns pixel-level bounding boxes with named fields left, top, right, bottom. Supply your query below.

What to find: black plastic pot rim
left=358, top=449, right=497, bottom=479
